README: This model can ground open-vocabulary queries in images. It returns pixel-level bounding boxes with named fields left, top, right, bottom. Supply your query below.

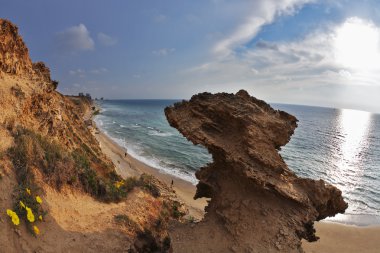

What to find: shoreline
left=93, top=128, right=208, bottom=220
left=91, top=111, right=380, bottom=252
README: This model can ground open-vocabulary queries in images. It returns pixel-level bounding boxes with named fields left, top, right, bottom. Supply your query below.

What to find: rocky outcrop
left=165, top=90, right=348, bottom=252
left=0, top=19, right=51, bottom=83
left=0, top=19, right=32, bottom=76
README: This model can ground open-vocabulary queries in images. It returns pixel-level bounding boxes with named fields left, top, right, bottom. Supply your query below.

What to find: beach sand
left=93, top=127, right=380, bottom=253
left=94, top=131, right=208, bottom=220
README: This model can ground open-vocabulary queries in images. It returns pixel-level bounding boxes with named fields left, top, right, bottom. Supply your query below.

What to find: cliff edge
left=0, top=19, right=182, bottom=253
left=165, top=90, right=348, bottom=252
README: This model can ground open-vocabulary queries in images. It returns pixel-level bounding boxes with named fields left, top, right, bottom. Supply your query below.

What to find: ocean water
left=94, top=100, right=380, bottom=225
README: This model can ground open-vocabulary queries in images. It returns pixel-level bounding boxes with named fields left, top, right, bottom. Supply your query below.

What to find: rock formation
left=0, top=19, right=32, bottom=76
left=165, top=90, right=348, bottom=252
left=0, top=19, right=53, bottom=85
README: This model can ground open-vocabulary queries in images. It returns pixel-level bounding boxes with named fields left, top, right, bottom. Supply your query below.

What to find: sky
left=1, top=0, right=380, bottom=113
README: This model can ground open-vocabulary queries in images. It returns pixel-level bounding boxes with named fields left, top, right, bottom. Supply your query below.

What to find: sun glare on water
left=327, top=109, right=372, bottom=216
left=334, top=17, right=380, bottom=70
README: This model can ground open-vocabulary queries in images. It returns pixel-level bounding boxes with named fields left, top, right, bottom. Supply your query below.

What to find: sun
left=334, top=17, right=380, bottom=70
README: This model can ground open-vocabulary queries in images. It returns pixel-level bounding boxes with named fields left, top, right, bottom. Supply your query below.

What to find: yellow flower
left=6, top=209, right=20, bottom=226
left=114, top=180, right=124, bottom=189
left=36, top=196, right=42, bottom=204
left=25, top=206, right=35, bottom=223
left=19, top=201, right=26, bottom=209
left=33, top=225, right=40, bottom=235
left=26, top=188, right=31, bottom=195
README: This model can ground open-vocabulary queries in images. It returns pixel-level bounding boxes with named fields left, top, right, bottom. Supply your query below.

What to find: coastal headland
left=0, top=18, right=379, bottom=252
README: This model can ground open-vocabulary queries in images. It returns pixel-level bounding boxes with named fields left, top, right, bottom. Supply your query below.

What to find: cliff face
left=0, top=19, right=32, bottom=76
left=0, top=19, right=184, bottom=253
left=0, top=19, right=110, bottom=174
left=0, top=19, right=51, bottom=84
left=165, top=90, right=348, bottom=252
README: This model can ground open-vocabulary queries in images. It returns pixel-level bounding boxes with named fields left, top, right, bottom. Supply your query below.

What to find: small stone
left=261, top=210, right=269, bottom=216
left=275, top=242, right=282, bottom=250
left=242, top=199, right=250, bottom=207
left=14, top=228, right=21, bottom=237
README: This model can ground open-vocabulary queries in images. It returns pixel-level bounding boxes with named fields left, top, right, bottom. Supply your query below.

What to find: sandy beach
left=94, top=130, right=208, bottom=220
left=93, top=125, right=380, bottom=253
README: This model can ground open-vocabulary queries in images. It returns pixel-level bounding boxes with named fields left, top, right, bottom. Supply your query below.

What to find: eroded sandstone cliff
left=165, top=90, right=348, bottom=252
left=0, top=19, right=182, bottom=252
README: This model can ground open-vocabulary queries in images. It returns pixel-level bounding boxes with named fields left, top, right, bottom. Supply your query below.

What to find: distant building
left=78, top=92, right=84, bottom=97
left=85, top=93, right=92, bottom=100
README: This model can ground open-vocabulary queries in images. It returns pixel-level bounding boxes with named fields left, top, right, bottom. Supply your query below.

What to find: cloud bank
left=55, top=24, right=94, bottom=52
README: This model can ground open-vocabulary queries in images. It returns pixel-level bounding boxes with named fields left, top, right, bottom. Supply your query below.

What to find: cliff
left=165, top=90, right=348, bottom=252
left=0, top=19, right=182, bottom=252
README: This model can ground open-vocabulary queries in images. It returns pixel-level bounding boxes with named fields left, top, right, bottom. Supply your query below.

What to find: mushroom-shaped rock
left=165, top=90, right=347, bottom=253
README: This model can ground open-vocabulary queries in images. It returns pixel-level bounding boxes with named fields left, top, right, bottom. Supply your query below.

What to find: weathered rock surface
left=165, top=90, right=348, bottom=252
left=0, top=19, right=32, bottom=76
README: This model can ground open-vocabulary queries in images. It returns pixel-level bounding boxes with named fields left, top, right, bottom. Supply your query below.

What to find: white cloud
left=154, top=14, right=167, bottom=23
left=69, top=67, right=108, bottom=76
left=90, top=67, right=108, bottom=74
left=213, top=0, right=313, bottom=56
left=56, top=24, right=94, bottom=52
left=185, top=16, right=380, bottom=110
left=97, top=32, right=118, bottom=46
left=69, top=69, right=86, bottom=78
left=183, top=18, right=380, bottom=111
left=152, top=48, right=176, bottom=56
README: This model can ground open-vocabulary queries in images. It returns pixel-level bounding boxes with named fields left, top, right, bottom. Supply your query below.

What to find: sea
left=94, top=99, right=380, bottom=226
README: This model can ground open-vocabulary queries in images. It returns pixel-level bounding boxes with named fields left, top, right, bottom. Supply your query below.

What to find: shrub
left=114, top=214, right=138, bottom=229
left=162, top=236, right=171, bottom=251
left=8, top=127, right=162, bottom=204
left=10, top=85, right=25, bottom=99
left=51, top=80, right=59, bottom=90
left=171, top=201, right=184, bottom=219
left=8, top=127, right=69, bottom=187
left=138, top=174, right=160, bottom=198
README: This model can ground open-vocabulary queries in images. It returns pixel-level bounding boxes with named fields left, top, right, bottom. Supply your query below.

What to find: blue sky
left=1, top=0, right=380, bottom=112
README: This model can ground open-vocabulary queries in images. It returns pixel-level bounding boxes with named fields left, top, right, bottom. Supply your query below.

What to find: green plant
left=10, top=85, right=25, bottom=99
left=187, top=215, right=195, bottom=223
left=162, top=236, right=171, bottom=251
left=114, top=214, right=138, bottom=229
left=12, top=186, right=47, bottom=235
left=138, top=174, right=160, bottom=198
left=8, top=127, right=71, bottom=188
left=51, top=80, right=59, bottom=90
left=7, top=127, right=161, bottom=205
left=171, top=201, right=184, bottom=219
